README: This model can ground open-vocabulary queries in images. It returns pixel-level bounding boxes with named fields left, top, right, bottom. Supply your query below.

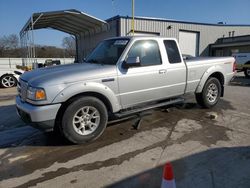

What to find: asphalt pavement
left=0, top=73, right=250, bottom=188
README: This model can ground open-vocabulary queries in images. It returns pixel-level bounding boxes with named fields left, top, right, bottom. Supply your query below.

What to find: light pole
left=132, top=0, right=135, bottom=35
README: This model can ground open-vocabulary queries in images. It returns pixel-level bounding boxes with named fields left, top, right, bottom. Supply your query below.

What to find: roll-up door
left=179, top=31, right=199, bottom=57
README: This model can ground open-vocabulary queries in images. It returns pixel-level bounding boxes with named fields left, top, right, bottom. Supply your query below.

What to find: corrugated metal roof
left=20, top=9, right=108, bottom=35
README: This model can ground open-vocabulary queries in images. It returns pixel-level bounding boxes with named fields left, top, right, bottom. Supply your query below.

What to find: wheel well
left=1, top=73, right=15, bottom=78
left=209, top=72, right=224, bottom=97
left=55, top=92, right=113, bottom=127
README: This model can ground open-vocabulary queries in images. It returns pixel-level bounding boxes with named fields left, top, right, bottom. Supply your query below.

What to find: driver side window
left=127, top=40, right=162, bottom=66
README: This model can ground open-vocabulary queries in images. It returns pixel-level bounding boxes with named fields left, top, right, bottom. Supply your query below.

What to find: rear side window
left=164, top=40, right=182, bottom=64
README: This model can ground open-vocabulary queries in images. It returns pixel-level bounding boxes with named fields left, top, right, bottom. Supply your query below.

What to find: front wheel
left=61, top=96, right=108, bottom=144
left=0, top=74, right=17, bottom=88
left=196, top=77, right=221, bottom=108
left=244, top=68, right=250, bottom=78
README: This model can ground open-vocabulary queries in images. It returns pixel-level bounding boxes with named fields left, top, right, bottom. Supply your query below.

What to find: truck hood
left=20, top=63, right=117, bottom=87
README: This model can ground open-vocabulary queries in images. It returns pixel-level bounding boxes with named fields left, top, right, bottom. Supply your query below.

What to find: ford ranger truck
left=16, top=36, right=235, bottom=144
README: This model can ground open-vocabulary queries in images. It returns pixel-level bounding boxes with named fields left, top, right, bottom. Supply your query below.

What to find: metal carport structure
left=20, top=9, right=108, bottom=66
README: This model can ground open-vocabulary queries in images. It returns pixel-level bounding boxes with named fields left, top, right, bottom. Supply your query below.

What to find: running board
left=115, top=98, right=184, bottom=118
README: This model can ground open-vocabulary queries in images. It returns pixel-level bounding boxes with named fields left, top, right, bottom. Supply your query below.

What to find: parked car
left=232, top=53, right=250, bottom=78
left=44, top=59, right=61, bottom=67
left=16, top=36, right=235, bottom=144
left=0, top=69, right=24, bottom=88
left=36, top=60, right=61, bottom=68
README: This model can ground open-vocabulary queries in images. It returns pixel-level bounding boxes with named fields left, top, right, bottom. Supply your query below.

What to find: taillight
left=233, top=61, right=236, bottom=72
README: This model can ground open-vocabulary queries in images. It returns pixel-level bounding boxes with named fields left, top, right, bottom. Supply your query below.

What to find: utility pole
left=132, top=0, right=135, bottom=35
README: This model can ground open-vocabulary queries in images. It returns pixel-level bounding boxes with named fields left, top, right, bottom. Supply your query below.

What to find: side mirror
left=123, top=56, right=141, bottom=69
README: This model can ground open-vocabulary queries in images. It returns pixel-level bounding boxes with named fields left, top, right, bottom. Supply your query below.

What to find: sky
left=0, top=0, right=250, bottom=47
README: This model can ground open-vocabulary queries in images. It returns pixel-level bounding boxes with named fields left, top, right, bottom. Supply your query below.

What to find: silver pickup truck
left=16, top=36, right=235, bottom=144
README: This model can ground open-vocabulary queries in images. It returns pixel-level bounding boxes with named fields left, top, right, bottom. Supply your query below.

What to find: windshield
left=85, top=39, right=129, bottom=65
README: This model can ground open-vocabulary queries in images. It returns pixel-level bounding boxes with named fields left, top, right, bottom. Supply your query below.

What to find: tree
left=0, top=34, right=20, bottom=57
left=35, top=45, right=65, bottom=58
left=1, top=34, right=19, bottom=49
left=62, top=36, right=76, bottom=57
left=0, top=34, right=75, bottom=58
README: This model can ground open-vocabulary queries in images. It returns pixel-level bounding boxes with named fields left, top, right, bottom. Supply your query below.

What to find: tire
left=244, top=68, right=250, bottom=78
left=0, top=74, right=17, bottom=88
left=195, top=77, right=221, bottom=108
left=60, top=96, right=108, bottom=144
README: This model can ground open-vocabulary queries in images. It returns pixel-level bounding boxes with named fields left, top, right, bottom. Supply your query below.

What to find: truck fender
left=195, top=65, right=225, bottom=93
left=52, top=82, right=121, bottom=113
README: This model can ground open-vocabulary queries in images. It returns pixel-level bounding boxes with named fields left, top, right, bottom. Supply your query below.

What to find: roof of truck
left=104, top=36, right=178, bottom=41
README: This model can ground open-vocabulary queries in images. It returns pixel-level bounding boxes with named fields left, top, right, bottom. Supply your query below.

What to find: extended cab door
left=117, top=39, right=171, bottom=108
left=161, top=39, right=186, bottom=97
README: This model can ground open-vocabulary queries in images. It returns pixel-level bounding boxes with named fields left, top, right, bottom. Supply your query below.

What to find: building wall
left=77, top=16, right=250, bottom=59
left=119, top=17, right=250, bottom=56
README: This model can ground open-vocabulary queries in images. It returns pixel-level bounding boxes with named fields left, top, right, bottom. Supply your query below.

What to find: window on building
left=127, top=40, right=162, bottom=66
left=164, top=40, right=182, bottom=63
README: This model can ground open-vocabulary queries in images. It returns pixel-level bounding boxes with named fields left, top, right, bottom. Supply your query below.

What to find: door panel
left=117, top=40, right=167, bottom=108
left=117, top=39, right=186, bottom=109
left=118, top=65, right=168, bottom=108
left=162, top=40, right=186, bottom=96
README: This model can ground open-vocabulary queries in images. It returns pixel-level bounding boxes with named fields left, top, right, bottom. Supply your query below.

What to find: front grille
left=19, top=80, right=28, bottom=102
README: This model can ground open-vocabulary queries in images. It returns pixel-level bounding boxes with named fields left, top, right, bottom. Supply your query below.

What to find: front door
left=117, top=39, right=168, bottom=109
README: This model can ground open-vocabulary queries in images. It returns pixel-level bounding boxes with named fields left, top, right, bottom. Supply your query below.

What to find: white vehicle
left=232, top=53, right=250, bottom=78
left=0, top=69, right=24, bottom=88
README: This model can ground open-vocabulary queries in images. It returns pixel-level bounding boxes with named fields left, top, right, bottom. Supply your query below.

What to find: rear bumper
left=226, top=72, right=236, bottom=85
left=16, top=96, right=61, bottom=131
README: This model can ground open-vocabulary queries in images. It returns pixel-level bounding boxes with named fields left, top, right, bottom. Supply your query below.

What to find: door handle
left=159, top=69, right=166, bottom=74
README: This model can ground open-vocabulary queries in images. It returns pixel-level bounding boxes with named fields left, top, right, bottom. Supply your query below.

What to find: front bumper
left=16, top=96, right=61, bottom=131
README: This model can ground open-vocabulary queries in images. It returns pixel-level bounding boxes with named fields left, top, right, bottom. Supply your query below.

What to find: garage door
left=179, top=31, right=199, bottom=57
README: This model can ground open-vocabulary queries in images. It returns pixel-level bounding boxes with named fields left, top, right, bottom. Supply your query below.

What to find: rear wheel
left=0, top=74, right=17, bottom=88
left=60, top=96, right=108, bottom=144
left=244, top=68, right=250, bottom=78
left=196, top=77, right=221, bottom=108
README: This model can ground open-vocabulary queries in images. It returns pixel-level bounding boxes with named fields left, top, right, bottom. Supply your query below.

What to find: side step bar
left=115, top=98, right=184, bottom=118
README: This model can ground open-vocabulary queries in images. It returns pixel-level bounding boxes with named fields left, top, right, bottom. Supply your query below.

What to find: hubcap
left=2, top=76, right=15, bottom=88
left=72, top=106, right=100, bottom=136
left=206, top=83, right=218, bottom=103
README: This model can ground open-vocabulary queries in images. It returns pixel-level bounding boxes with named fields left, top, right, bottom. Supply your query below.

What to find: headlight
left=27, top=86, right=46, bottom=101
